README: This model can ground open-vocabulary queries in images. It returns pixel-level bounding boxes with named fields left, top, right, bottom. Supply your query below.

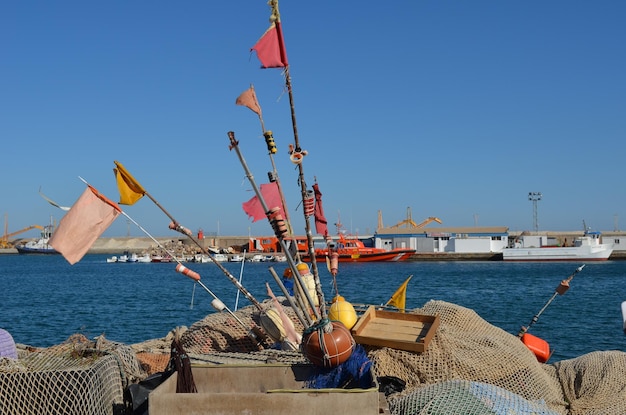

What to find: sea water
left=1, top=254, right=625, bottom=362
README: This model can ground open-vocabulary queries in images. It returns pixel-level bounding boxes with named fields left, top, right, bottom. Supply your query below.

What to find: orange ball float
left=302, top=321, right=355, bottom=368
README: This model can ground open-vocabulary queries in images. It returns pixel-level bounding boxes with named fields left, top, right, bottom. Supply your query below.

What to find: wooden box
left=149, top=364, right=380, bottom=415
left=351, top=306, right=440, bottom=352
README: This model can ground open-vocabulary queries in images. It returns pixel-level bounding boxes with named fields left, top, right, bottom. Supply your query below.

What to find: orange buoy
left=521, top=332, right=551, bottom=363
left=302, top=321, right=355, bottom=368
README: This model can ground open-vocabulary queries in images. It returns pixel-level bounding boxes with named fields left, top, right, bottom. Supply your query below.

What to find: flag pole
left=237, top=84, right=295, bottom=239
left=267, top=0, right=328, bottom=323
left=79, top=176, right=268, bottom=347
left=113, top=161, right=265, bottom=312
left=228, top=131, right=320, bottom=323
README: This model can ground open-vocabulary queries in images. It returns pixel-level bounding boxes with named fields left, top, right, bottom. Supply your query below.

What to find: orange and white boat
left=304, top=233, right=415, bottom=263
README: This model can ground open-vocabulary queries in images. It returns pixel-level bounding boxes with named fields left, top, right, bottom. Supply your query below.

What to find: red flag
left=313, top=183, right=328, bottom=237
left=235, top=86, right=262, bottom=116
left=251, top=22, right=288, bottom=68
left=49, top=185, right=121, bottom=265
left=242, top=182, right=284, bottom=222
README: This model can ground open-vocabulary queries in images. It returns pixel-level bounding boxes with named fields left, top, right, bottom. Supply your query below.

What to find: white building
left=375, top=226, right=509, bottom=254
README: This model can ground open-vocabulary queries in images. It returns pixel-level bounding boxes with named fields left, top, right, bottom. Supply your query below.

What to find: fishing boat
left=229, top=254, right=244, bottom=262
left=304, top=232, right=416, bottom=263
left=136, top=253, right=152, bottom=263
left=502, top=230, right=613, bottom=261
left=15, top=224, right=58, bottom=255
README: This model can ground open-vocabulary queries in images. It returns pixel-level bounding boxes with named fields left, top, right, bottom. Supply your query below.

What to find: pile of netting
left=370, top=300, right=626, bottom=415
left=3, top=299, right=626, bottom=415
left=0, top=334, right=146, bottom=415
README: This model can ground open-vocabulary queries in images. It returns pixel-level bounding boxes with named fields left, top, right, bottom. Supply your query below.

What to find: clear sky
left=2, top=1, right=625, bottom=240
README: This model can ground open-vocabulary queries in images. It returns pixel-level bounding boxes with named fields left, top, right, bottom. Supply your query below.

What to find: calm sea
left=1, top=254, right=625, bottom=362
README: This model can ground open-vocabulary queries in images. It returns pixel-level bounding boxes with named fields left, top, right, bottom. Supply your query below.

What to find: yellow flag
left=113, top=161, right=145, bottom=205
left=385, top=275, right=412, bottom=312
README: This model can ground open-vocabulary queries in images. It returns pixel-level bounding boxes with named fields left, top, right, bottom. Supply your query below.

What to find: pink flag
left=49, top=185, right=121, bottom=265
left=251, top=22, right=288, bottom=68
left=242, top=182, right=284, bottom=222
left=313, top=183, right=328, bottom=237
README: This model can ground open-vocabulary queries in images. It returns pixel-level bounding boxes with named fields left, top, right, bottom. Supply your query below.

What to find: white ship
left=502, top=231, right=613, bottom=261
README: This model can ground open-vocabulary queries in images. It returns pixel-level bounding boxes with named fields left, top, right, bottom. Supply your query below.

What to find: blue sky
left=2, top=1, right=625, bottom=239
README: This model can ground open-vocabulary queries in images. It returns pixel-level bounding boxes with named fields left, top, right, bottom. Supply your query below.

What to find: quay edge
left=2, top=235, right=626, bottom=260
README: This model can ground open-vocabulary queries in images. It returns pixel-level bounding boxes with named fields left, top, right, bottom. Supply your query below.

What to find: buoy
left=211, top=298, right=226, bottom=311
left=260, top=308, right=286, bottom=343
left=175, top=263, right=200, bottom=281
left=302, top=321, right=355, bottom=368
left=521, top=332, right=551, bottom=363
left=295, top=263, right=318, bottom=307
left=328, top=297, right=358, bottom=330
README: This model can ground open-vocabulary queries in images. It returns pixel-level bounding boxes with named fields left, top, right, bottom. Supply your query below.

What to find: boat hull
left=16, top=246, right=58, bottom=255
left=305, top=249, right=415, bottom=263
left=502, top=245, right=613, bottom=261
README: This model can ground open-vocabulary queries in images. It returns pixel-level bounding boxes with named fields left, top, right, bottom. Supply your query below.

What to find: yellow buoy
left=260, top=308, right=286, bottom=343
left=328, top=297, right=358, bottom=330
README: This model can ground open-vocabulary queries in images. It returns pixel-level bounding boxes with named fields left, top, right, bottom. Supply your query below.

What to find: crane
left=390, top=207, right=442, bottom=229
left=0, top=225, right=44, bottom=248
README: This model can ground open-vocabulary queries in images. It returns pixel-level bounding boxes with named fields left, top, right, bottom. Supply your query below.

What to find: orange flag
left=251, top=22, right=288, bottom=68
left=114, top=161, right=145, bottom=205
left=49, top=185, right=121, bottom=265
left=385, top=275, right=413, bottom=312
left=236, top=86, right=262, bottom=116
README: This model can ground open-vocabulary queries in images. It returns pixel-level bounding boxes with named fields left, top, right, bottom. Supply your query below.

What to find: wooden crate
left=149, top=364, right=380, bottom=415
left=351, top=306, right=440, bottom=352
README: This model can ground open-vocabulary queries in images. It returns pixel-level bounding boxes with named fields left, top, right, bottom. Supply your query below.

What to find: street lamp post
left=528, top=192, right=542, bottom=232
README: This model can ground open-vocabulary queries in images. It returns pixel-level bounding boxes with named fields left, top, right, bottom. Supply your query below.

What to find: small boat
left=127, top=253, right=138, bottom=263
left=502, top=229, right=613, bottom=261
left=212, top=253, right=228, bottom=262
left=15, top=224, right=59, bottom=255
left=136, top=253, right=152, bottom=263
left=229, top=254, right=244, bottom=262
left=303, top=232, right=416, bottom=263
left=117, top=254, right=128, bottom=263
left=151, top=255, right=172, bottom=263
left=250, top=254, right=265, bottom=262
left=106, top=256, right=118, bottom=263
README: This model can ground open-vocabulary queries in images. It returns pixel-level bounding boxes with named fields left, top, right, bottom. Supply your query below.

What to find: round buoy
left=302, top=321, right=355, bottom=368
left=328, top=297, right=358, bottom=330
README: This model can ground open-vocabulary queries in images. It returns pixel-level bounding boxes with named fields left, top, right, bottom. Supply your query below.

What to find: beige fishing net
left=0, top=334, right=143, bottom=415
left=369, top=300, right=626, bottom=415
left=2, top=299, right=626, bottom=414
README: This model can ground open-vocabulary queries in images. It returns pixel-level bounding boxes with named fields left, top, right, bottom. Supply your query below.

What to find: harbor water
left=1, top=254, right=625, bottom=362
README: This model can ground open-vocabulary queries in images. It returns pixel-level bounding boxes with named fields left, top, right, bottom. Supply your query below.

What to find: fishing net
left=0, top=334, right=141, bottom=415
left=4, top=298, right=626, bottom=414
left=553, top=350, right=626, bottom=415
left=180, top=298, right=306, bottom=355
left=367, top=300, right=626, bottom=415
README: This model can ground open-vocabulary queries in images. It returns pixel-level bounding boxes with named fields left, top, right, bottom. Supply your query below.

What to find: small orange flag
left=114, top=161, right=145, bottom=205
left=385, top=275, right=413, bottom=312
left=235, top=86, right=262, bottom=116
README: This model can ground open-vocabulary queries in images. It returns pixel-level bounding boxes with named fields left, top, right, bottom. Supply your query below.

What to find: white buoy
left=211, top=298, right=226, bottom=311
left=621, top=301, right=626, bottom=334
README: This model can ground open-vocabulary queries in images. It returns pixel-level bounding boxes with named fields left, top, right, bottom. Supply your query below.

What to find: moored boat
left=303, top=232, right=416, bottom=263
left=15, top=224, right=58, bottom=255
left=502, top=230, right=613, bottom=261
